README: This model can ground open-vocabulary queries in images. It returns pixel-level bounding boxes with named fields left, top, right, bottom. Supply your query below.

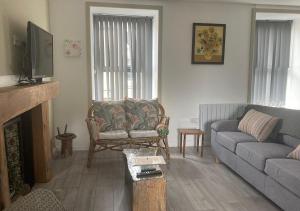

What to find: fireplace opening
left=3, top=111, right=34, bottom=198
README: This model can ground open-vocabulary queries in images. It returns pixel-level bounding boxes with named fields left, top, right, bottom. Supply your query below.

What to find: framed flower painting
left=192, top=23, right=226, bottom=64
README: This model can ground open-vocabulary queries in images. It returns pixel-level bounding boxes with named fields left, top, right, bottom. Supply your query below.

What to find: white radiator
left=199, top=103, right=247, bottom=143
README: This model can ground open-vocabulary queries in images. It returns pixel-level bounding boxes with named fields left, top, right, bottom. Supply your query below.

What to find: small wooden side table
left=178, top=128, right=204, bottom=158
left=55, top=133, right=76, bottom=158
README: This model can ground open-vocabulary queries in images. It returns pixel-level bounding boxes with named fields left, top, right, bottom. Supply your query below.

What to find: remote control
left=141, top=167, right=156, bottom=172
left=137, top=170, right=162, bottom=178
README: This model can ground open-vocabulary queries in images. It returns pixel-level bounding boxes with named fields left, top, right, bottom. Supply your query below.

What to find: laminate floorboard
left=34, top=147, right=281, bottom=211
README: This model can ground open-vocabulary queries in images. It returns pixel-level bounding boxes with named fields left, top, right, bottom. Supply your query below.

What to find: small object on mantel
left=55, top=124, right=76, bottom=158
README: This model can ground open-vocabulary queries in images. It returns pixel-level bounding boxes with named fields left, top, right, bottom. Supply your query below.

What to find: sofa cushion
left=238, top=109, right=279, bottom=142
left=124, top=99, right=160, bottom=130
left=99, top=130, right=128, bottom=140
left=217, top=132, right=256, bottom=152
left=129, top=130, right=159, bottom=138
left=236, top=142, right=293, bottom=171
left=93, top=101, right=127, bottom=131
left=265, top=159, right=300, bottom=197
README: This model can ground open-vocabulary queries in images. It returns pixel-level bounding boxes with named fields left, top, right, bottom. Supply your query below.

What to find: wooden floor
left=35, top=147, right=281, bottom=211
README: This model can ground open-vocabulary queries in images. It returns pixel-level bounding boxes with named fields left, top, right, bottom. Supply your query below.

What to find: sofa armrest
left=211, top=120, right=239, bottom=132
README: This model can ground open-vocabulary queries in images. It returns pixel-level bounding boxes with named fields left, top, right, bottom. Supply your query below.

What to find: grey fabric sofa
left=211, top=105, right=300, bottom=211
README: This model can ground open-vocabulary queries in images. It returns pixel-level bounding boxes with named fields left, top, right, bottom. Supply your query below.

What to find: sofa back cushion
left=124, top=99, right=160, bottom=130
left=245, top=105, right=300, bottom=142
left=92, top=101, right=127, bottom=131
left=281, top=134, right=300, bottom=148
left=238, top=109, right=279, bottom=142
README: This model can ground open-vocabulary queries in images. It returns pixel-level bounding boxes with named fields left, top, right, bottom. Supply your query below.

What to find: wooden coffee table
left=178, top=128, right=204, bottom=157
left=123, top=148, right=166, bottom=211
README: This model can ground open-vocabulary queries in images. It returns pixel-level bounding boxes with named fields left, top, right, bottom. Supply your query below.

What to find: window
left=250, top=20, right=292, bottom=107
left=90, top=7, right=159, bottom=101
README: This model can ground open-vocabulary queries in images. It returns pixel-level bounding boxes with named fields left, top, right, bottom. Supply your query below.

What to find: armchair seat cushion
left=99, top=130, right=128, bottom=140
left=129, top=130, right=159, bottom=138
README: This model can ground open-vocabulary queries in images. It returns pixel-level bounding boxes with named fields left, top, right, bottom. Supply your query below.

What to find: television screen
left=27, top=22, right=53, bottom=79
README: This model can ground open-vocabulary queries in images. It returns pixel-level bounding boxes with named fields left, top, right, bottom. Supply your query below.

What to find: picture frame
left=191, top=23, right=226, bottom=64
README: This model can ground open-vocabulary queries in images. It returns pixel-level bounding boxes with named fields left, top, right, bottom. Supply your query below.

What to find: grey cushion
left=265, top=159, right=300, bottom=197
left=236, top=142, right=293, bottom=171
left=217, top=132, right=256, bottom=152
left=245, top=105, right=300, bottom=140
left=281, top=134, right=300, bottom=148
left=211, top=120, right=239, bottom=132
left=129, top=130, right=158, bottom=138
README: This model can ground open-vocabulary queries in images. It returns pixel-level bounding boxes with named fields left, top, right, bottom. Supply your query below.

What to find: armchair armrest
left=211, top=120, right=239, bottom=132
left=156, top=116, right=170, bottom=138
left=86, top=118, right=100, bottom=141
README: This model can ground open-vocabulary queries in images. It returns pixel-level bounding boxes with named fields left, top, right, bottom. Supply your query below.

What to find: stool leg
left=197, top=134, right=200, bottom=152
left=183, top=134, right=186, bottom=158
left=179, top=133, right=182, bottom=153
left=201, top=134, right=204, bottom=157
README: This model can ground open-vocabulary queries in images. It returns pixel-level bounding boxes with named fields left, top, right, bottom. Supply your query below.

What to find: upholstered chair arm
left=211, top=120, right=239, bottom=132
left=156, top=116, right=170, bottom=138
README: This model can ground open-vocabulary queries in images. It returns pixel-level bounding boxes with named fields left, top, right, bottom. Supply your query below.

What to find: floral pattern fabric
left=124, top=99, right=160, bottom=130
left=4, top=121, right=24, bottom=196
left=92, top=101, right=127, bottom=132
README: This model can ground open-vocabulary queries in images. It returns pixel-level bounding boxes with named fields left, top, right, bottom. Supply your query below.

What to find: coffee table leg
left=183, top=134, right=186, bottom=157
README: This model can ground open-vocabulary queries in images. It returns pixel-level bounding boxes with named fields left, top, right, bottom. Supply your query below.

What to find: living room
left=0, top=0, right=299, bottom=210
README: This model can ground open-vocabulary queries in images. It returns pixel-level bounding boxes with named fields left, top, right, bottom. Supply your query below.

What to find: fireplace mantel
left=0, top=81, right=59, bottom=208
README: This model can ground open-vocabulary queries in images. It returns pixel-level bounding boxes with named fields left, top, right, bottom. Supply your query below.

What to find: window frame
left=86, top=3, right=162, bottom=103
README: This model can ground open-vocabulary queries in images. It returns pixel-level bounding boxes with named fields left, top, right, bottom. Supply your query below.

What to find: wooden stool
left=178, top=128, right=204, bottom=158
left=55, top=133, right=76, bottom=158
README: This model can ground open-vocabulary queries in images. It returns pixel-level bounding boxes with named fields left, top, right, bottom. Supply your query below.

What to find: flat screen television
left=26, top=21, right=53, bottom=83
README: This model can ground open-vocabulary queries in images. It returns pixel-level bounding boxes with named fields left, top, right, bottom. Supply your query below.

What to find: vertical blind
left=251, top=21, right=292, bottom=107
left=93, top=15, right=153, bottom=101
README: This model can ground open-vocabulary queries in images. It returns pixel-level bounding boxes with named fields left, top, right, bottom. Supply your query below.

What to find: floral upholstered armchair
left=86, top=99, right=170, bottom=167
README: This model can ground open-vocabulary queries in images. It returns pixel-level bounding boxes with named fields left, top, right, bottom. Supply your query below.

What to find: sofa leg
left=87, top=143, right=95, bottom=168
left=215, top=156, right=221, bottom=164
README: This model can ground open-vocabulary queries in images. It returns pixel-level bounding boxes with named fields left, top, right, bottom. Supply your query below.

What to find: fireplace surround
left=0, top=81, right=59, bottom=208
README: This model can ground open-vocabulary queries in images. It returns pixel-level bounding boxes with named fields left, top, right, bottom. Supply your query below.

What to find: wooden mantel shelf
left=0, top=81, right=59, bottom=209
left=0, top=81, right=59, bottom=125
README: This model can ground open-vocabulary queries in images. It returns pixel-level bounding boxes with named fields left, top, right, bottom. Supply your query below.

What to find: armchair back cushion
left=92, top=101, right=127, bottom=132
left=124, top=99, right=160, bottom=130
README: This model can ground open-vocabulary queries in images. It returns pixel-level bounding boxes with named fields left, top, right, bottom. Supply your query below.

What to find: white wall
left=0, top=0, right=50, bottom=82
left=49, top=0, right=252, bottom=149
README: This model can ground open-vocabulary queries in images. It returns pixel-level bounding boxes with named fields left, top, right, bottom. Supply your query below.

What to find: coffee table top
left=123, top=148, right=165, bottom=181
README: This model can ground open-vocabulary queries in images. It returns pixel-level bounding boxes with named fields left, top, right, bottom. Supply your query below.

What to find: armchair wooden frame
left=86, top=102, right=170, bottom=168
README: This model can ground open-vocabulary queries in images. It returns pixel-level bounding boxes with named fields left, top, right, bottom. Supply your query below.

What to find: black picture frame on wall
left=192, top=23, right=226, bottom=64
